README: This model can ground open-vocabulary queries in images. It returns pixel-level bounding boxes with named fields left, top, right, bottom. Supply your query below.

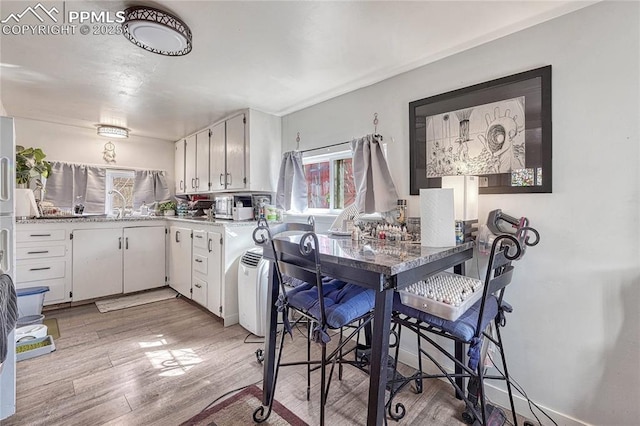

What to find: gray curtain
left=44, top=162, right=88, bottom=210
left=276, top=151, right=307, bottom=213
left=45, top=162, right=106, bottom=213
left=132, top=170, right=171, bottom=209
left=45, top=162, right=169, bottom=214
left=351, top=134, right=399, bottom=214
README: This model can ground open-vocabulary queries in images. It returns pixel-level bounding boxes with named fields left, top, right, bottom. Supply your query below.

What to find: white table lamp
left=441, top=176, right=479, bottom=221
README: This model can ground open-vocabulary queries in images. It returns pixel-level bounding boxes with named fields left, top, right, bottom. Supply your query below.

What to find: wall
left=281, top=2, right=640, bottom=425
left=13, top=118, right=175, bottom=190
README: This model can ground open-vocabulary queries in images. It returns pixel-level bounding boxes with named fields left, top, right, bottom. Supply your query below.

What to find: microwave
left=214, top=194, right=252, bottom=219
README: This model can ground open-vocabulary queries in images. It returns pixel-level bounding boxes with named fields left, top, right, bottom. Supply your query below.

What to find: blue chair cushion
left=290, top=279, right=375, bottom=329
left=393, top=292, right=499, bottom=343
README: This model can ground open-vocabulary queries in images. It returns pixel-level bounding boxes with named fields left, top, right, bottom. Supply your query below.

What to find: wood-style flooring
left=3, top=295, right=512, bottom=425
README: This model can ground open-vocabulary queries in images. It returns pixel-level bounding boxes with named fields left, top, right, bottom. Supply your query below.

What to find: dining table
left=260, top=233, right=474, bottom=425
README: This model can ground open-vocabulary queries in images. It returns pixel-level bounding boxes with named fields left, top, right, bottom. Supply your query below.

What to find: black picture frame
left=409, top=65, right=552, bottom=195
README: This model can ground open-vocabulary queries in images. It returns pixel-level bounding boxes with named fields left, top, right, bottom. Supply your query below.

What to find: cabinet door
left=185, top=134, right=197, bottom=193
left=209, top=121, right=226, bottom=191
left=192, top=276, right=207, bottom=307
left=123, top=226, right=166, bottom=293
left=174, top=139, right=186, bottom=194
left=72, top=228, right=123, bottom=301
left=206, top=231, right=223, bottom=316
left=225, top=114, right=246, bottom=190
left=195, top=129, right=210, bottom=193
left=169, top=226, right=192, bottom=298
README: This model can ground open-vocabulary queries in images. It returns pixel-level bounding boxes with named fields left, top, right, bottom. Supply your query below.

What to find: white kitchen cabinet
left=16, top=226, right=71, bottom=305
left=178, top=109, right=281, bottom=194
left=183, top=129, right=211, bottom=194
left=225, top=113, right=245, bottom=190
left=72, top=225, right=167, bottom=301
left=209, top=121, right=226, bottom=191
left=195, top=128, right=210, bottom=193
left=192, top=229, right=222, bottom=315
left=169, top=226, right=192, bottom=298
left=72, top=228, right=123, bottom=301
left=244, top=109, right=281, bottom=192
left=123, top=226, right=166, bottom=293
left=175, top=139, right=186, bottom=195
left=185, top=134, right=197, bottom=193
left=164, top=219, right=254, bottom=326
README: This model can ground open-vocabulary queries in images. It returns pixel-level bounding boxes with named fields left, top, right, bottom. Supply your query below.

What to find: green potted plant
left=158, top=201, right=176, bottom=216
left=16, top=146, right=52, bottom=188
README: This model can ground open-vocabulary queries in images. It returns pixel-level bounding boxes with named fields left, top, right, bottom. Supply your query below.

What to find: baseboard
left=395, top=347, right=589, bottom=426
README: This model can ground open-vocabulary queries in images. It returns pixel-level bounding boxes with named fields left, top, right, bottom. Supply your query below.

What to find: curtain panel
left=276, top=151, right=307, bottom=213
left=44, top=161, right=169, bottom=214
left=351, top=134, right=399, bottom=214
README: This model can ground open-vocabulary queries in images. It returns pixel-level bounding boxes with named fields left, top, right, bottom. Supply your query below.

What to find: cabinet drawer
left=17, top=229, right=66, bottom=242
left=16, top=244, right=66, bottom=260
left=17, top=260, right=66, bottom=283
left=192, top=230, right=207, bottom=249
left=192, top=277, right=207, bottom=307
left=193, top=254, right=208, bottom=274
left=17, top=278, right=67, bottom=305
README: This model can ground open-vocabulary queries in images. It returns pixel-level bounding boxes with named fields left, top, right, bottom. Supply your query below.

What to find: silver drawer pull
left=29, top=267, right=51, bottom=271
left=194, top=283, right=202, bottom=289
left=195, top=258, right=203, bottom=263
left=30, top=234, right=51, bottom=237
left=27, top=250, right=49, bottom=254
left=195, top=235, right=203, bottom=239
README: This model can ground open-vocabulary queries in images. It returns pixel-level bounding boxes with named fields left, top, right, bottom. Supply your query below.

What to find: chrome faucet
left=108, top=189, right=126, bottom=218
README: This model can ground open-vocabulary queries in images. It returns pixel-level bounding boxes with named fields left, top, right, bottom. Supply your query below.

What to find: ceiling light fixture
left=97, top=125, right=129, bottom=139
left=121, top=6, right=192, bottom=56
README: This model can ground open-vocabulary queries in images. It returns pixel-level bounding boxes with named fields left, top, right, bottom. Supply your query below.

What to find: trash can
left=16, top=286, right=49, bottom=319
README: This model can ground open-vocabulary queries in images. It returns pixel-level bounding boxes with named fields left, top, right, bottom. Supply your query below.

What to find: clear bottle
left=140, top=201, right=149, bottom=216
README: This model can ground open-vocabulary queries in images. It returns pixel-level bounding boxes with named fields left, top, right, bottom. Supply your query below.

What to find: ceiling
left=0, top=1, right=594, bottom=142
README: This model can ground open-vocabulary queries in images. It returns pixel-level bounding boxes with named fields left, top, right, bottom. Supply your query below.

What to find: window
left=105, top=169, right=135, bottom=214
left=303, top=151, right=356, bottom=212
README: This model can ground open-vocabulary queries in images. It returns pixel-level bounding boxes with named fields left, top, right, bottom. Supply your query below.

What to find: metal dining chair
left=252, top=218, right=376, bottom=425
left=386, top=225, right=540, bottom=425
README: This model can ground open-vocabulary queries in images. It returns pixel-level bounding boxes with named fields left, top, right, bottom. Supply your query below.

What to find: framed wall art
left=409, top=65, right=552, bottom=194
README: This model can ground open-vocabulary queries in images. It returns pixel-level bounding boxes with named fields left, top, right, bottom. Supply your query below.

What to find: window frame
left=302, top=149, right=353, bottom=214
left=104, top=169, right=135, bottom=214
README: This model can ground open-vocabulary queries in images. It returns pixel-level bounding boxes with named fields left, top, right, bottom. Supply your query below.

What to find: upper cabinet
left=175, top=139, right=185, bottom=195
left=176, top=109, right=281, bottom=195
left=209, top=121, right=226, bottom=191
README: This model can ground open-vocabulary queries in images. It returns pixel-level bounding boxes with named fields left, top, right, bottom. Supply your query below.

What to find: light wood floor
left=3, top=295, right=517, bottom=426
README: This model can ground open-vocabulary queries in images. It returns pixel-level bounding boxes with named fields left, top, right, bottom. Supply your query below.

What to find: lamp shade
left=441, top=176, right=479, bottom=221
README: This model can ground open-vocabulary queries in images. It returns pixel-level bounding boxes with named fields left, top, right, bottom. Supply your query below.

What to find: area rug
left=181, top=385, right=308, bottom=426
left=43, top=318, right=60, bottom=339
left=95, top=288, right=177, bottom=313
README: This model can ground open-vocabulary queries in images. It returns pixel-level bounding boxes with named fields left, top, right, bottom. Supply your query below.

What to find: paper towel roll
left=420, top=188, right=455, bottom=247
left=15, top=189, right=40, bottom=218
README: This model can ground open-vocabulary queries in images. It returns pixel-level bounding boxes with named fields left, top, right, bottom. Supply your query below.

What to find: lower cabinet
left=123, top=227, right=166, bottom=293
left=169, top=226, right=192, bottom=298
left=167, top=222, right=252, bottom=326
left=192, top=229, right=222, bottom=315
left=72, top=226, right=166, bottom=302
left=16, top=227, right=71, bottom=305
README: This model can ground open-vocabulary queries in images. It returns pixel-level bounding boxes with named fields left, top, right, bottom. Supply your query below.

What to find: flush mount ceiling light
left=121, top=6, right=192, bottom=56
left=97, top=125, right=129, bottom=139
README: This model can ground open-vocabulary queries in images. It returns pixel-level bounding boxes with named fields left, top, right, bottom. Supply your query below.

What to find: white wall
left=282, top=2, right=639, bottom=425
left=13, top=118, right=175, bottom=191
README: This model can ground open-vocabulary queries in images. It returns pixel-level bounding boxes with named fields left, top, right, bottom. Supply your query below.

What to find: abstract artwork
left=425, top=97, right=525, bottom=177
left=410, top=66, right=552, bottom=195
